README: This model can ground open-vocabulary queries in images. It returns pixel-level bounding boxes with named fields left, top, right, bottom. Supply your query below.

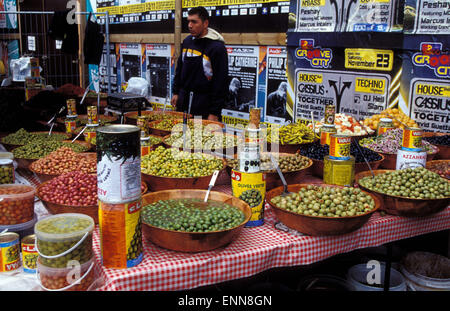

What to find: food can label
left=320, top=131, right=333, bottom=145
left=396, top=149, right=427, bottom=170
left=87, top=106, right=99, bottom=124
left=329, top=135, right=351, bottom=160
left=98, top=198, right=143, bottom=269
left=66, top=100, right=77, bottom=116
left=0, top=236, right=20, bottom=272
left=402, top=128, right=423, bottom=151
left=231, top=170, right=266, bottom=227
left=97, top=155, right=141, bottom=203
left=377, top=126, right=393, bottom=136
left=84, top=130, right=97, bottom=143
left=324, top=105, right=335, bottom=125
left=21, top=241, right=37, bottom=273
left=136, top=116, right=149, bottom=137
left=65, top=120, right=77, bottom=134
left=323, top=157, right=355, bottom=187
left=238, top=143, right=261, bottom=173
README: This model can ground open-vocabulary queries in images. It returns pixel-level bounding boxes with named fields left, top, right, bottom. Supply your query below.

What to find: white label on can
left=97, top=156, right=141, bottom=202
left=396, top=149, right=427, bottom=170
left=239, top=144, right=260, bottom=173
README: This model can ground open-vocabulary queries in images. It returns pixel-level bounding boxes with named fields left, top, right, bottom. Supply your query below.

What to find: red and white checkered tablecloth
left=11, top=157, right=450, bottom=292
left=91, top=184, right=450, bottom=291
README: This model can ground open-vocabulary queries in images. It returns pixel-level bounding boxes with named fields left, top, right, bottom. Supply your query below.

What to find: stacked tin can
left=232, top=108, right=266, bottom=227
left=136, top=116, right=151, bottom=157
left=84, top=105, right=99, bottom=144
left=396, top=127, right=426, bottom=170
left=320, top=105, right=337, bottom=145
left=323, top=134, right=355, bottom=187
left=96, top=125, right=143, bottom=269
left=64, top=99, right=79, bottom=137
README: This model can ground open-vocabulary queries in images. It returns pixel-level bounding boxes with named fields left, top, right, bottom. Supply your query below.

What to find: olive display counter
left=1, top=141, right=449, bottom=291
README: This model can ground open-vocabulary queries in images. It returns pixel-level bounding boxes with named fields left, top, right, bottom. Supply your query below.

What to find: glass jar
left=377, top=118, right=395, bottom=136
left=141, top=137, right=151, bottom=157
left=320, top=124, right=337, bottom=145
left=0, top=159, right=15, bottom=184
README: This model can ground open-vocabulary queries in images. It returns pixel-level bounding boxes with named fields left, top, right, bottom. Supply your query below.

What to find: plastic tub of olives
left=34, top=213, right=94, bottom=268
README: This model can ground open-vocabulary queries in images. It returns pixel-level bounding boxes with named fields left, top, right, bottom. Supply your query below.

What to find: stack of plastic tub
left=34, top=213, right=97, bottom=291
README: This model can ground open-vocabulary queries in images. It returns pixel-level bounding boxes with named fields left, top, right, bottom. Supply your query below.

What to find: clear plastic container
left=37, top=256, right=96, bottom=291
left=0, top=184, right=36, bottom=225
left=34, top=213, right=94, bottom=268
left=0, top=213, right=37, bottom=239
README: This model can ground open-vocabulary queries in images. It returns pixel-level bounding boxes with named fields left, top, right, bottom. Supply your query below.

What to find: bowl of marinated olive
left=226, top=152, right=313, bottom=190
left=124, top=110, right=190, bottom=125
left=141, top=146, right=227, bottom=191
left=163, top=132, right=239, bottom=156
left=12, top=140, right=91, bottom=170
left=356, top=167, right=450, bottom=217
left=266, top=184, right=381, bottom=236
left=426, top=160, right=450, bottom=180
left=149, top=119, right=225, bottom=137
left=0, top=129, right=70, bottom=152
left=423, top=134, right=450, bottom=160
left=141, top=189, right=252, bottom=252
left=264, top=123, right=318, bottom=154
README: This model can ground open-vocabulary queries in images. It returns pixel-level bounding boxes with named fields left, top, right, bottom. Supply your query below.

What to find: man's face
left=188, top=14, right=208, bottom=38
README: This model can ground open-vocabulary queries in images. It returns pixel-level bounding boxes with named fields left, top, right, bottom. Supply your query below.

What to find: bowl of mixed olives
left=266, top=184, right=381, bottom=236
left=226, top=153, right=313, bottom=190
left=124, top=110, right=190, bottom=125
left=356, top=167, right=450, bottom=217
left=141, top=146, right=227, bottom=191
left=162, top=132, right=239, bottom=156
left=141, top=189, right=252, bottom=252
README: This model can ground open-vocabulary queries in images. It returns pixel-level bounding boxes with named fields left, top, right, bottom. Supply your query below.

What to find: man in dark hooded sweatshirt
left=171, top=7, right=229, bottom=121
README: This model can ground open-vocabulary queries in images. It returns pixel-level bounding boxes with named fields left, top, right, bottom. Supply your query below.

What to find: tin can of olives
left=320, top=124, right=337, bottom=145
left=323, top=155, right=355, bottom=187
left=84, top=124, right=98, bottom=144
left=65, top=115, right=79, bottom=135
left=96, top=125, right=141, bottom=204
left=98, top=198, right=143, bottom=269
left=324, top=105, right=335, bottom=125
left=377, top=118, right=395, bottom=136
left=0, top=232, right=20, bottom=272
left=402, top=127, right=423, bottom=152
left=231, top=169, right=266, bottom=227
left=87, top=105, right=99, bottom=125
left=66, top=99, right=77, bottom=117
left=136, top=116, right=149, bottom=138
left=329, top=134, right=351, bottom=160
left=21, top=234, right=37, bottom=273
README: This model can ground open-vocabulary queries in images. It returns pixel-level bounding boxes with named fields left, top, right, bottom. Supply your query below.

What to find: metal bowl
left=355, top=170, right=450, bottom=217
left=265, top=184, right=381, bottom=236
left=309, top=154, right=385, bottom=178
left=28, top=153, right=97, bottom=183
left=141, top=156, right=227, bottom=191
left=141, top=189, right=251, bottom=252
left=36, top=180, right=148, bottom=224
left=124, top=110, right=190, bottom=125
left=225, top=152, right=313, bottom=190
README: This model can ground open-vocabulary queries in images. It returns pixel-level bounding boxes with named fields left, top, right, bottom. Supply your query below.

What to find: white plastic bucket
left=400, top=252, right=450, bottom=291
left=347, top=263, right=406, bottom=291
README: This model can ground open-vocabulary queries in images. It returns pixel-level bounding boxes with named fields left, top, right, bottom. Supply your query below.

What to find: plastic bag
left=125, top=77, right=149, bottom=97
